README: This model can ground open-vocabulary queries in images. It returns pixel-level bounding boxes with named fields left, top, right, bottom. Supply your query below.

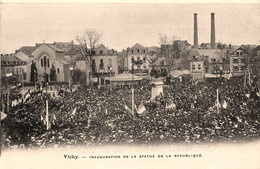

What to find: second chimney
left=211, top=13, right=215, bottom=49
left=194, top=13, right=198, bottom=48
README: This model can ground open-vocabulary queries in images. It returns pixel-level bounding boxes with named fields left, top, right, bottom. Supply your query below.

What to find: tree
left=50, top=64, right=57, bottom=81
left=215, top=49, right=229, bottom=77
left=72, top=68, right=86, bottom=84
left=76, top=29, right=102, bottom=84
left=30, top=61, right=38, bottom=83
left=159, top=34, right=185, bottom=77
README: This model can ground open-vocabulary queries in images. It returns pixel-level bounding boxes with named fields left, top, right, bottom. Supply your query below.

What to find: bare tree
left=215, top=49, right=229, bottom=77
left=159, top=34, right=184, bottom=77
left=76, top=29, right=102, bottom=84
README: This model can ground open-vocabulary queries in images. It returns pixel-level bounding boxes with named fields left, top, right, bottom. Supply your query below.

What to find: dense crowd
left=1, top=76, right=260, bottom=149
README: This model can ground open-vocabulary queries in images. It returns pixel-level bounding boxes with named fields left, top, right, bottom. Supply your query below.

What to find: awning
left=110, top=73, right=142, bottom=82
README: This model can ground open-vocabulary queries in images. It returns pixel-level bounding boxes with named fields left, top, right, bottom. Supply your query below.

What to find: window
left=57, top=68, right=60, bottom=73
left=234, top=66, right=238, bottom=71
left=131, top=57, right=134, bottom=63
left=160, top=61, right=165, bottom=65
left=44, top=56, right=47, bottom=67
left=137, top=49, right=139, bottom=53
left=41, top=59, right=43, bottom=67
left=234, top=59, right=238, bottom=63
left=100, top=59, right=104, bottom=69
left=47, top=59, right=50, bottom=67
left=143, top=50, right=146, bottom=53
left=192, top=64, right=195, bottom=70
left=92, top=59, right=96, bottom=72
left=211, top=59, right=216, bottom=63
left=100, top=50, right=103, bottom=55
left=143, top=57, right=146, bottom=63
left=198, top=64, right=201, bottom=70
left=205, top=67, right=208, bottom=73
left=132, top=50, right=134, bottom=53
left=108, top=59, right=112, bottom=70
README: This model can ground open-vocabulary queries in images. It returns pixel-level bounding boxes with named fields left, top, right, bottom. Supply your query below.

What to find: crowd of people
left=0, top=75, right=259, bottom=149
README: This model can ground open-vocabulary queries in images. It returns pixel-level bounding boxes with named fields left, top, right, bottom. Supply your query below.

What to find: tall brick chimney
left=194, top=13, right=198, bottom=48
left=211, top=13, right=215, bottom=49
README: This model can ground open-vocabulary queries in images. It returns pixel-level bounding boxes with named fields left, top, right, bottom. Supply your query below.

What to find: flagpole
left=244, top=70, right=246, bottom=88
left=46, top=100, right=49, bottom=130
left=131, top=63, right=135, bottom=119
left=216, top=88, right=220, bottom=114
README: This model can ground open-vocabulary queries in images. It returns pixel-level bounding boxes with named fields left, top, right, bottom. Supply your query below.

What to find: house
left=123, top=43, right=150, bottom=72
left=229, top=47, right=248, bottom=76
left=1, top=54, right=27, bottom=82
left=197, top=49, right=229, bottom=75
left=75, top=44, right=118, bottom=85
left=188, top=49, right=204, bottom=80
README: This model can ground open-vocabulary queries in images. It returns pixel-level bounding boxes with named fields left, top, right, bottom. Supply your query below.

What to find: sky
left=1, top=2, right=260, bottom=54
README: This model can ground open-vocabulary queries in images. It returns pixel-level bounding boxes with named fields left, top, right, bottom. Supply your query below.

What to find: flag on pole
left=222, top=100, right=227, bottom=109
left=124, top=105, right=132, bottom=117
left=71, top=107, right=77, bottom=116
left=216, top=89, right=228, bottom=109
left=137, top=103, right=147, bottom=116
left=216, top=88, right=220, bottom=113
left=1, top=111, right=7, bottom=121
left=41, top=115, right=43, bottom=121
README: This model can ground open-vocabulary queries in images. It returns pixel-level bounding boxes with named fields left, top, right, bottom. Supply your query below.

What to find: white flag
left=137, top=104, right=146, bottom=115
left=222, top=100, right=227, bottom=109
left=72, top=107, right=77, bottom=116
left=1, top=111, right=7, bottom=121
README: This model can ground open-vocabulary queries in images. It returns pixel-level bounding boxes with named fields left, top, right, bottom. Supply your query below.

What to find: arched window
left=47, top=58, right=50, bottom=67
left=41, top=59, right=43, bottom=67
left=44, top=56, right=47, bottom=67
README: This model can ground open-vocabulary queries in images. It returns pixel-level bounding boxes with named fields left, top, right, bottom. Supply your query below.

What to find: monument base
left=151, top=80, right=164, bottom=99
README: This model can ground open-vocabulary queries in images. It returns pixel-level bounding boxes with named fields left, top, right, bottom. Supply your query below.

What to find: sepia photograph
left=0, top=1, right=260, bottom=169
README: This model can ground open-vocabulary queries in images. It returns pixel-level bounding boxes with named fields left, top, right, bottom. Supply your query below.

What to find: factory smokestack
left=211, top=13, right=215, bottom=49
left=194, top=13, right=198, bottom=48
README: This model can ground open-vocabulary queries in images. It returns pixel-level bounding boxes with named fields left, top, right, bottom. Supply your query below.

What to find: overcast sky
left=1, top=3, right=260, bottom=53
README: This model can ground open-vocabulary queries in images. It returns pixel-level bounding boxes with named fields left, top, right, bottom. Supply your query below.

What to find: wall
left=190, top=60, right=204, bottom=79
left=230, top=49, right=247, bottom=76
left=127, top=54, right=149, bottom=70
left=92, top=55, right=118, bottom=75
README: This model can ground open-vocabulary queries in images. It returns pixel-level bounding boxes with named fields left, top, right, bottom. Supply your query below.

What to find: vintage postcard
left=0, top=1, right=260, bottom=169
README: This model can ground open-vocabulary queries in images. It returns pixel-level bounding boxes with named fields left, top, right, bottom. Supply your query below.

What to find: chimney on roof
left=194, top=13, right=198, bottom=48
left=211, top=13, right=216, bottom=49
